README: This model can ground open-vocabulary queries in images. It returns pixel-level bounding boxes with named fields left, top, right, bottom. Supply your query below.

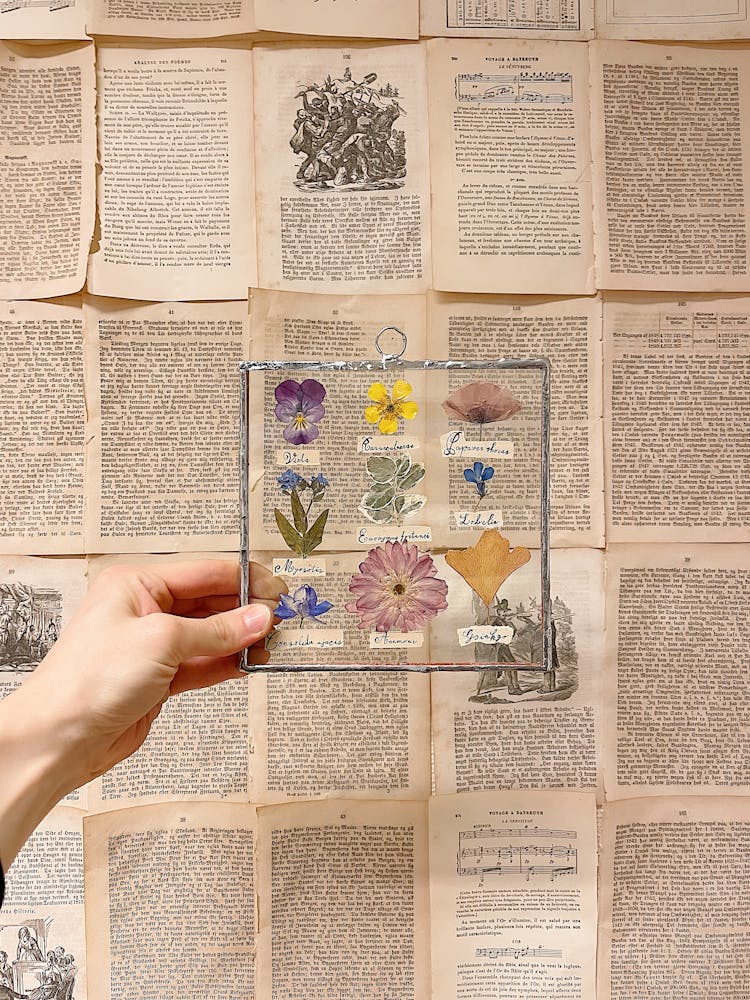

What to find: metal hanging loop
left=375, top=326, right=408, bottom=367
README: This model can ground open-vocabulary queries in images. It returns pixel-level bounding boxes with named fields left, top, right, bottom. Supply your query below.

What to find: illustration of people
left=291, top=68, right=406, bottom=189
left=26, top=951, right=63, bottom=1000
left=0, top=952, right=12, bottom=988
left=474, top=598, right=523, bottom=697
left=60, top=955, right=77, bottom=1000
left=17, top=925, right=43, bottom=962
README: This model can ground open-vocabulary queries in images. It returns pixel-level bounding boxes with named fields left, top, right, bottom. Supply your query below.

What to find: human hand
left=0, top=559, right=284, bottom=867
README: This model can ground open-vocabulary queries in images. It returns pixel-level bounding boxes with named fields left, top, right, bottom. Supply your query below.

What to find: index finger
left=150, top=559, right=240, bottom=600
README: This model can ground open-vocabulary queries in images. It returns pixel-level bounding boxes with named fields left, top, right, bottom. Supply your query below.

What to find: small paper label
left=272, top=557, right=326, bottom=578
left=369, top=631, right=425, bottom=649
left=440, top=431, right=513, bottom=460
left=453, top=509, right=504, bottom=529
left=357, top=525, right=433, bottom=545
left=358, top=435, right=420, bottom=454
left=275, top=449, right=321, bottom=467
left=457, top=625, right=515, bottom=646
left=266, top=628, right=345, bottom=651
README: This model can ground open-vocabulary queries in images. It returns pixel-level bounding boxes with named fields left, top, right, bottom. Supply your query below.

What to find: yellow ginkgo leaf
left=445, top=529, right=531, bottom=609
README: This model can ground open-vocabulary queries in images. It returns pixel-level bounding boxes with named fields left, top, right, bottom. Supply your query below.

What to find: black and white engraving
left=470, top=594, right=577, bottom=703
left=0, top=584, right=61, bottom=672
left=0, top=920, right=77, bottom=999
left=291, top=67, right=407, bottom=190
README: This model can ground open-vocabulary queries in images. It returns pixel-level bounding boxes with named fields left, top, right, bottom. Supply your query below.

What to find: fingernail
left=242, top=604, right=271, bottom=635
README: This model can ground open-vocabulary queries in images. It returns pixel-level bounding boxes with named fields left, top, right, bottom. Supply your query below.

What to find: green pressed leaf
left=362, top=486, right=396, bottom=510
left=397, top=463, right=426, bottom=490
left=398, top=494, right=426, bottom=518
left=395, top=457, right=411, bottom=478
left=359, top=502, right=394, bottom=523
left=290, top=489, right=308, bottom=534
left=305, top=508, right=329, bottom=554
left=368, top=480, right=394, bottom=498
left=274, top=509, right=304, bottom=555
left=366, top=455, right=397, bottom=483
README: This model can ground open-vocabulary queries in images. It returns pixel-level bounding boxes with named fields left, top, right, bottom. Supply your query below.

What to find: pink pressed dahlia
left=346, top=541, right=448, bottom=632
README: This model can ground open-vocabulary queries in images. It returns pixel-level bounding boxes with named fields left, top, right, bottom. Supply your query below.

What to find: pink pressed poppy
left=346, top=540, right=448, bottom=632
left=441, top=381, right=522, bottom=426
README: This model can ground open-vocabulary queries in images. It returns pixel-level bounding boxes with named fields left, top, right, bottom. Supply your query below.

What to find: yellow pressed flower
left=364, top=379, right=418, bottom=435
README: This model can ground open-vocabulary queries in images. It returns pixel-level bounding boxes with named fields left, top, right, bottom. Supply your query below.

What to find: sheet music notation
left=456, top=72, right=573, bottom=106
left=476, top=946, right=563, bottom=960
left=457, top=826, right=578, bottom=879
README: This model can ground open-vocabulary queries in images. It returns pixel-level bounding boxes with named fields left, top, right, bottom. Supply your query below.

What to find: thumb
left=172, top=603, right=272, bottom=660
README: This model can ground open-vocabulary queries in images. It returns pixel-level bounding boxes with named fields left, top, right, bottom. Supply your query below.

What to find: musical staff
left=456, top=72, right=573, bottom=106
left=476, top=946, right=563, bottom=960
left=457, top=826, right=578, bottom=879
left=1, top=0, right=74, bottom=12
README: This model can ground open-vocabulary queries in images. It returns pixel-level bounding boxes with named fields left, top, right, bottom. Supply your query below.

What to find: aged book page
left=604, top=543, right=750, bottom=800
left=421, top=0, right=594, bottom=38
left=253, top=43, right=432, bottom=294
left=591, top=41, right=750, bottom=291
left=255, top=0, right=419, bottom=40
left=249, top=669, right=431, bottom=802
left=0, top=556, right=88, bottom=808
left=0, top=555, right=85, bottom=691
left=84, top=298, right=249, bottom=553
left=596, top=0, right=750, bottom=39
left=256, top=798, right=429, bottom=1000
left=89, top=46, right=255, bottom=301
left=431, top=548, right=604, bottom=798
left=0, top=300, right=86, bottom=555
left=0, top=0, right=88, bottom=38
left=2, top=807, right=87, bottom=1000
left=430, top=789, right=597, bottom=1000
left=85, top=553, right=254, bottom=811
left=85, top=802, right=256, bottom=1000
left=604, top=294, right=750, bottom=543
left=89, top=0, right=254, bottom=36
left=599, top=796, right=750, bottom=999
left=427, top=38, right=594, bottom=296
left=0, top=42, right=95, bottom=300
left=428, top=292, right=604, bottom=547
left=249, top=287, right=427, bottom=360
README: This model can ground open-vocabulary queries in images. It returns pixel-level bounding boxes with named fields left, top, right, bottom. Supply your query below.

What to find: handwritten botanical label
left=453, top=509, right=504, bottom=529
left=358, top=435, right=420, bottom=454
left=357, top=525, right=432, bottom=545
left=275, top=449, right=321, bottom=467
left=369, top=631, right=425, bottom=649
left=272, top=557, right=326, bottom=579
left=266, top=628, right=344, bottom=652
left=457, top=625, right=515, bottom=646
left=440, top=431, right=513, bottom=460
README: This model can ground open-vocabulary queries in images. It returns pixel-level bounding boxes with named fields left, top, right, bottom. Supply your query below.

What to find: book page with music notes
left=427, top=38, right=595, bottom=297
left=429, top=789, right=597, bottom=1000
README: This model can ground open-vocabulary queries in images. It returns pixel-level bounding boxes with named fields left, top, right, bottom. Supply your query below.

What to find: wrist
left=0, top=679, right=82, bottom=868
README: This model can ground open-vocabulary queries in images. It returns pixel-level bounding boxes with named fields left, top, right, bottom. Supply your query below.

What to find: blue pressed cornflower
left=311, top=472, right=329, bottom=490
left=277, top=469, right=304, bottom=493
left=463, top=461, right=495, bottom=501
left=274, top=585, right=333, bottom=626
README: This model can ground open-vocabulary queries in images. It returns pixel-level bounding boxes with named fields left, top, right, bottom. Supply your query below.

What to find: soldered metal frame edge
left=238, top=356, right=551, bottom=675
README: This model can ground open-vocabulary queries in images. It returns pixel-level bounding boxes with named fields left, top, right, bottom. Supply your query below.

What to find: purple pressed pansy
left=275, top=379, right=326, bottom=445
left=274, top=585, right=333, bottom=624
